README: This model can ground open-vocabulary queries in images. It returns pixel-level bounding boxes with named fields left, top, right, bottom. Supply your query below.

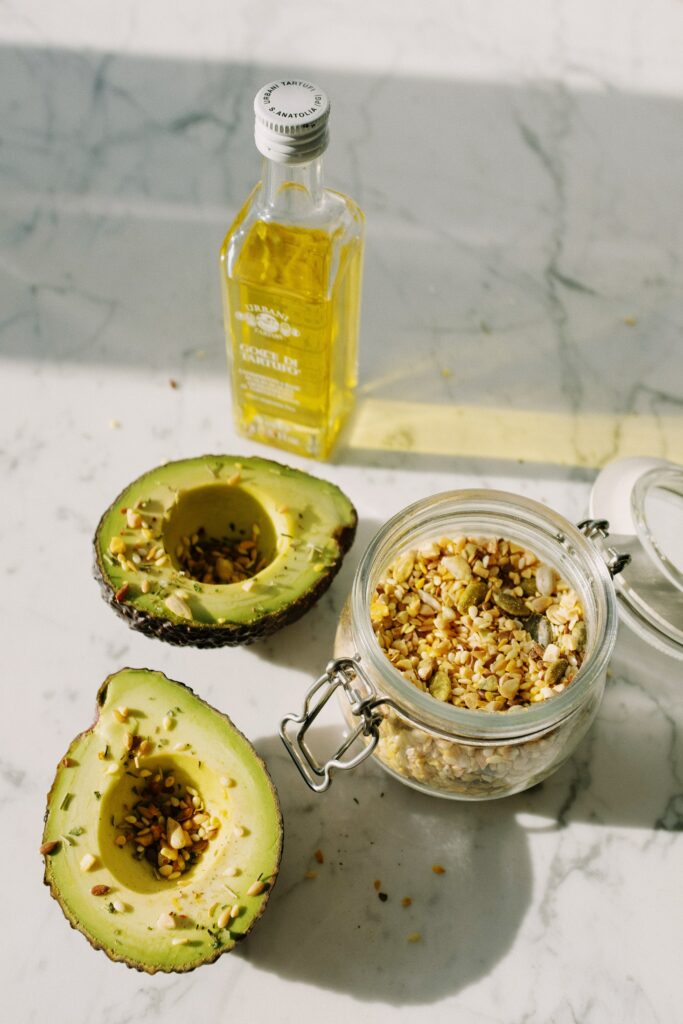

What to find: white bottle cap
left=254, top=79, right=330, bottom=163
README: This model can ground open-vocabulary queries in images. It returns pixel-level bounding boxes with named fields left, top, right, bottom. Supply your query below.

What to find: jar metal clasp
left=280, top=656, right=392, bottom=792
left=578, top=519, right=631, bottom=577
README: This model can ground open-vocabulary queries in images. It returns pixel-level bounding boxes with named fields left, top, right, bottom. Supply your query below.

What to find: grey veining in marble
left=1, top=3, right=682, bottom=1022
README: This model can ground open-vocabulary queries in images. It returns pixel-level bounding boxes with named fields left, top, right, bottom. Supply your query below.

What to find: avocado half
left=93, top=454, right=357, bottom=647
left=41, top=668, right=283, bottom=973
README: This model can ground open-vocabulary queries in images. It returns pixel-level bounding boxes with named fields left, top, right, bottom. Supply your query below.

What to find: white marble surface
left=2, top=3, right=682, bottom=1022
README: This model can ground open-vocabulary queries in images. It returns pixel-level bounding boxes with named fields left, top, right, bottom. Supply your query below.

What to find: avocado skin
left=42, top=668, right=284, bottom=973
left=94, top=514, right=355, bottom=647
left=93, top=454, right=358, bottom=648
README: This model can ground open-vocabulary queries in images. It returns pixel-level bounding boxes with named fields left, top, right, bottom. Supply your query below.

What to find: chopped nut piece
left=314, top=849, right=324, bottom=864
left=429, top=669, right=451, bottom=702
left=432, top=864, right=445, bottom=875
left=304, top=871, right=318, bottom=880
left=164, top=594, right=192, bottom=621
left=91, top=884, right=111, bottom=896
left=247, top=880, right=267, bottom=896
left=441, top=554, right=471, bottom=580
left=401, top=897, right=412, bottom=907
left=126, top=509, right=142, bottom=529
left=79, top=853, right=97, bottom=872
left=535, top=565, right=557, bottom=597
left=40, top=840, right=60, bottom=855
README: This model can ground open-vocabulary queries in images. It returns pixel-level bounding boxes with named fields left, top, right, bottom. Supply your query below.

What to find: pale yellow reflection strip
left=347, top=399, right=683, bottom=468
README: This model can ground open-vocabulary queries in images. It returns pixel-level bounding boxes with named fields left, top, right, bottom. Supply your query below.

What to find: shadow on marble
left=510, top=626, right=683, bottom=832
left=1, top=44, right=681, bottom=470
left=252, top=516, right=383, bottom=677
left=245, top=727, right=532, bottom=1005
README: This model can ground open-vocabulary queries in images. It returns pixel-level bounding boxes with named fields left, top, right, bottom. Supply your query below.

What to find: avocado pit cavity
left=174, top=527, right=266, bottom=585
left=163, top=483, right=277, bottom=585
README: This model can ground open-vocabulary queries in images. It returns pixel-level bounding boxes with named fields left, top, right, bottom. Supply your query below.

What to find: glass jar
left=281, top=490, right=625, bottom=800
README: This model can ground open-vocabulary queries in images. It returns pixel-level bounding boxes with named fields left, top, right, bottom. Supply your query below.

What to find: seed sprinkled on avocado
left=217, top=907, right=231, bottom=928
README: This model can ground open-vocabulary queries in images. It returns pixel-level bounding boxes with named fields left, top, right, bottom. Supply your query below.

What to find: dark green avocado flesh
left=93, top=455, right=357, bottom=647
left=42, top=668, right=283, bottom=973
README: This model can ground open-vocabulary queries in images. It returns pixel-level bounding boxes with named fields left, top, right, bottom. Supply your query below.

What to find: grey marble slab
left=1, top=18, right=682, bottom=1024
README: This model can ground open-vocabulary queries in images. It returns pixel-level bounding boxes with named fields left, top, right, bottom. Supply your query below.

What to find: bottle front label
left=228, top=287, right=329, bottom=424
left=235, top=305, right=301, bottom=342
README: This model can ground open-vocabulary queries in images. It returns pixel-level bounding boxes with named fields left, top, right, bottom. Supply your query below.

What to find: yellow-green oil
left=221, top=216, right=362, bottom=460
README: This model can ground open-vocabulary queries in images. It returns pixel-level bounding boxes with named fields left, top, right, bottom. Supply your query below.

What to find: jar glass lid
left=589, top=457, right=683, bottom=660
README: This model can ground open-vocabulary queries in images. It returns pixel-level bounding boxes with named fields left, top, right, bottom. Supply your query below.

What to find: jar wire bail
left=280, top=656, right=400, bottom=792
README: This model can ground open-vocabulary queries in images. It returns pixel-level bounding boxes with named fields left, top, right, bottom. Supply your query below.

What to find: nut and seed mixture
left=371, top=536, right=587, bottom=712
left=114, top=767, right=221, bottom=881
left=108, top=499, right=265, bottom=587
left=175, top=524, right=267, bottom=585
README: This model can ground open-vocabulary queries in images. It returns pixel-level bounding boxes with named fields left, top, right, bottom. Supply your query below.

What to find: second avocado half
left=94, top=455, right=357, bottom=647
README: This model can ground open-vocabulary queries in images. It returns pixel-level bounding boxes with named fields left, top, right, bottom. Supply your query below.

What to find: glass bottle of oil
left=220, top=79, right=364, bottom=460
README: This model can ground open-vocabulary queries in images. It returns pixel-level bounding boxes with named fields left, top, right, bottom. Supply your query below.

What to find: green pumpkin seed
left=545, top=659, right=569, bottom=685
left=521, top=577, right=537, bottom=596
left=429, top=669, right=451, bottom=702
left=456, top=580, right=488, bottom=614
left=572, top=621, right=587, bottom=652
left=527, top=614, right=553, bottom=647
left=492, top=590, right=531, bottom=618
